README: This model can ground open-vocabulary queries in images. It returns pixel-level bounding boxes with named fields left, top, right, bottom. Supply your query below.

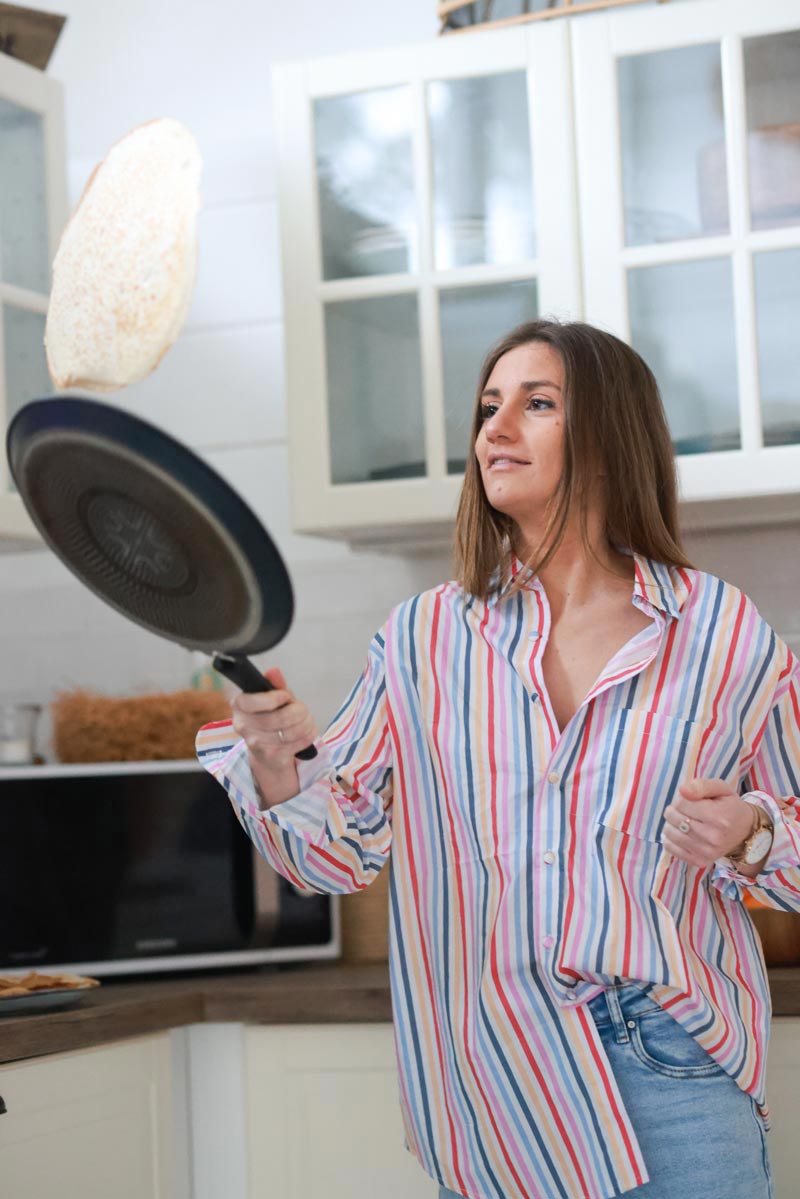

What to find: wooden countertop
left=0, top=962, right=798, bottom=1067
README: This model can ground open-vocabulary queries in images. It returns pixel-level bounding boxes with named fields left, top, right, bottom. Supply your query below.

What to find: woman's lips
left=487, top=457, right=530, bottom=470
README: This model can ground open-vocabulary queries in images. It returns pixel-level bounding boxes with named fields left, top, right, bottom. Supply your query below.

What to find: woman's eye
left=479, top=403, right=498, bottom=421
left=528, top=396, right=554, bottom=411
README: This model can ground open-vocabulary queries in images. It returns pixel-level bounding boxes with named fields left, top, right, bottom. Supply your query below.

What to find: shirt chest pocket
left=595, top=708, right=734, bottom=843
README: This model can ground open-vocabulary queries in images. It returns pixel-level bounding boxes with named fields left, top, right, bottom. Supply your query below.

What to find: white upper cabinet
left=574, top=0, right=800, bottom=509
left=273, top=23, right=580, bottom=546
left=0, top=53, right=67, bottom=543
left=276, top=0, right=800, bottom=546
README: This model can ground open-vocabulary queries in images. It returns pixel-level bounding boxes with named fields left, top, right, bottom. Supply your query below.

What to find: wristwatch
left=727, top=804, right=774, bottom=867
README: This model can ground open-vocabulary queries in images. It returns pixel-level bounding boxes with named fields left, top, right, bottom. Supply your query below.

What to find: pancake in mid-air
left=45, top=117, right=202, bottom=393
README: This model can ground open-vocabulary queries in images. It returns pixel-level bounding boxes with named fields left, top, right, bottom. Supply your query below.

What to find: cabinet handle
left=0, top=1095, right=6, bottom=1115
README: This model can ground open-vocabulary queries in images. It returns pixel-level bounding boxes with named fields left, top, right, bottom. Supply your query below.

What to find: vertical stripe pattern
left=196, top=555, right=800, bottom=1199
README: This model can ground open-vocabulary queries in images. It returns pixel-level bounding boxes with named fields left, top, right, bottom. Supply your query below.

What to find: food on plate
left=0, top=971, right=100, bottom=999
left=45, top=117, right=202, bottom=392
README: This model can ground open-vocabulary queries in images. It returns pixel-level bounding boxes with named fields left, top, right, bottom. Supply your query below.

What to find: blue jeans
left=439, top=983, right=772, bottom=1199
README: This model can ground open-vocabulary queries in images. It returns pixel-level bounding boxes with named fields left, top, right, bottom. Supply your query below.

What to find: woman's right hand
left=229, top=666, right=318, bottom=808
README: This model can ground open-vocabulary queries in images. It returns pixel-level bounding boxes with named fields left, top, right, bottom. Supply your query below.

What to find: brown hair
left=454, top=318, right=693, bottom=599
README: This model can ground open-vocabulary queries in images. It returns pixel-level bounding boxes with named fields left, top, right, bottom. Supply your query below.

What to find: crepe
left=45, top=117, right=202, bottom=392
left=0, top=971, right=100, bottom=999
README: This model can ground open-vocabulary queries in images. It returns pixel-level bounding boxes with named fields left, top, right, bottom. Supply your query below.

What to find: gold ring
left=277, top=729, right=284, bottom=744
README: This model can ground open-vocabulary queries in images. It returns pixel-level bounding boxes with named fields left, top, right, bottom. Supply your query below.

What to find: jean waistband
left=587, top=982, right=661, bottom=1030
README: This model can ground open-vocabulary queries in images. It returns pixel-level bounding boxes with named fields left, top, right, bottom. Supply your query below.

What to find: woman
left=197, top=319, right=799, bottom=1199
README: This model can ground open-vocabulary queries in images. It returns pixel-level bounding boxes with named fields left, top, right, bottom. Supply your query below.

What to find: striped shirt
left=196, top=553, right=800, bottom=1199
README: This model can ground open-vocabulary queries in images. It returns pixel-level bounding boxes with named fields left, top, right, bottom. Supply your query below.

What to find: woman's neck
left=513, top=519, right=633, bottom=619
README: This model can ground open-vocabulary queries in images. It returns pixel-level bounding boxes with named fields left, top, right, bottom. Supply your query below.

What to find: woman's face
left=475, top=341, right=566, bottom=526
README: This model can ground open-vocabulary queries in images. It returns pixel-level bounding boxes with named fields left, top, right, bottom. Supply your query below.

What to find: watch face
left=743, top=828, right=773, bottom=865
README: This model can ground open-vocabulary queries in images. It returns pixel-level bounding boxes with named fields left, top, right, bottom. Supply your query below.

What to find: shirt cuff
left=197, top=720, right=341, bottom=846
left=712, top=792, right=799, bottom=897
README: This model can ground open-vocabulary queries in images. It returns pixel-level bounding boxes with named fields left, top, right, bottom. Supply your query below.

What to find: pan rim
left=7, top=397, right=294, bottom=655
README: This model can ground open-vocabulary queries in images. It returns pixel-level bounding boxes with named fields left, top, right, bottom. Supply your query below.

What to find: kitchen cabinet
left=273, top=0, right=800, bottom=548
left=767, top=1017, right=800, bottom=1199
left=0, top=1034, right=177, bottom=1199
left=245, top=1023, right=438, bottom=1198
left=244, top=1019, right=800, bottom=1199
left=0, top=51, right=67, bottom=544
left=573, top=0, right=800, bottom=509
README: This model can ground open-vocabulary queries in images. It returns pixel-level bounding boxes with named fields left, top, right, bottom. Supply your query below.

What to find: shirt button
left=547, top=772, right=560, bottom=785
left=528, top=631, right=540, bottom=640
left=543, top=851, right=556, bottom=865
left=543, top=935, right=554, bottom=948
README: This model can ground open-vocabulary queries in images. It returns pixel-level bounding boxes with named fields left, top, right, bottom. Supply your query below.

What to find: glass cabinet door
left=314, top=87, right=416, bottom=281
left=0, top=59, right=64, bottom=534
left=276, top=22, right=579, bottom=536
left=306, top=38, right=562, bottom=506
left=627, top=259, right=739, bottom=454
left=2, top=306, right=49, bottom=426
left=743, top=30, right=800, bottom=233
left=0, top=97, right=50, bottom=294
left=315, top=67, right=540, bottom=486
left=574, top=1, right=800, bottom=497
left=619, top=43, right=729, bottom=246
left=325, top=294, right=424, bottom=484
left=746, top=29, right=800, bottom=448
left=754, top=248, right=800, bottom=447
left=617, top=40, right=742, bottom=455
left=429, top=72, right=536, bottom=270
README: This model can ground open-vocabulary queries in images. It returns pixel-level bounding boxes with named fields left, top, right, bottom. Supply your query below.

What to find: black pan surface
left=7, top=397, right=316, bottom=759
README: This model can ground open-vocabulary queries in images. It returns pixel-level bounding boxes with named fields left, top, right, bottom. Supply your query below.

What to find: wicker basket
left=439, top=0, right=669, bottom=35
left=51, top=687, right=231, bottom=763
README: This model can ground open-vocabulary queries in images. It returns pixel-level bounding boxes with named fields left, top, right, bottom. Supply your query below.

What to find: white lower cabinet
left=243, top=1021, right=800, bottom=1199
left=0, top=1034, right=176, bottom=1199
left=0, top=1018, right=797, bottom=1199
left=244, top=1023, right=438, bottom=1199
left=766, top=1018, right=800, bottom=1199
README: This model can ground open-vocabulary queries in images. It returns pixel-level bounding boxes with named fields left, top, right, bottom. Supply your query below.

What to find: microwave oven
left=0, top=759, right=340, bottom=976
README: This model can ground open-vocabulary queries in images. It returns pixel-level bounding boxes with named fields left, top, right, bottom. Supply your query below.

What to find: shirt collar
left=488, top=550, right=688, bottom=620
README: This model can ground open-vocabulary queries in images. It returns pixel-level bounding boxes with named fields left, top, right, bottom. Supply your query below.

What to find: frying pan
left=7, top=396, right=316, bottom=761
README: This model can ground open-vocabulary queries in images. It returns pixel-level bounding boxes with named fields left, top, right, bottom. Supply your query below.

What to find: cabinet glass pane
left=429, top=73, right=535, bottom=270
left=4, top=306, right=50, bottom=424
left=314, top=88, right=415, bottom=280
left=743, top=31, right=800, bottom=231
left=754, top=249, right=800, bottom=447
left=628, top=259, right=739, bottom=454
left=325, top=295, right=424, bottom=484
left=0, top=99, right=49, bottom=292
left=619, top=44, right=728, bottom=245
left=441, top=279, right=539, bottom=474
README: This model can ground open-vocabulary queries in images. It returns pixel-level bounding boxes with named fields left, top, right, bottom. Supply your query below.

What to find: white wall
left=3, top=0, right=445, bottom=741
left=2, top=1, right=799, bottom=752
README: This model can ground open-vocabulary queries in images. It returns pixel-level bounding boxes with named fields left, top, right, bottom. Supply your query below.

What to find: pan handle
left=211, top=653, right=317, bottom=761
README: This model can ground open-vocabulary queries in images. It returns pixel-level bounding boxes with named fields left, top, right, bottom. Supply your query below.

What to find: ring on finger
left=277, top=728, right=285, bottom=744
left=678, top=818, right=691, bottom=835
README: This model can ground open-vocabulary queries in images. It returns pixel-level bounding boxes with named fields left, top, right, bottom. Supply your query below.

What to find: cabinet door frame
left=274, top=23, right=581, bottom=540
left=572, top=0, right=800, bottom=505
left=0, top=53, right=67, bottom=541
left=245, top=1023, right=438, bottom=1198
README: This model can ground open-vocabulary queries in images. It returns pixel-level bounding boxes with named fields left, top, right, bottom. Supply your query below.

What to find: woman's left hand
left=661, top=778, right=756, bottom=869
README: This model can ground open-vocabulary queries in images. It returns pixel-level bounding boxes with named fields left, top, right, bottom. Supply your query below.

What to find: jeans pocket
left=629, top=1007, right=725, bottom=1078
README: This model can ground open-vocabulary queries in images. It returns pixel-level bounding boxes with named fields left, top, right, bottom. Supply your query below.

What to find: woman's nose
left=485, top=407, right=515, bottom=439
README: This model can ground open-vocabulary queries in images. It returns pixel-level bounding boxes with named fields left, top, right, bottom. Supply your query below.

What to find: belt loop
left=604, top=986, right=630, bottom=1045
